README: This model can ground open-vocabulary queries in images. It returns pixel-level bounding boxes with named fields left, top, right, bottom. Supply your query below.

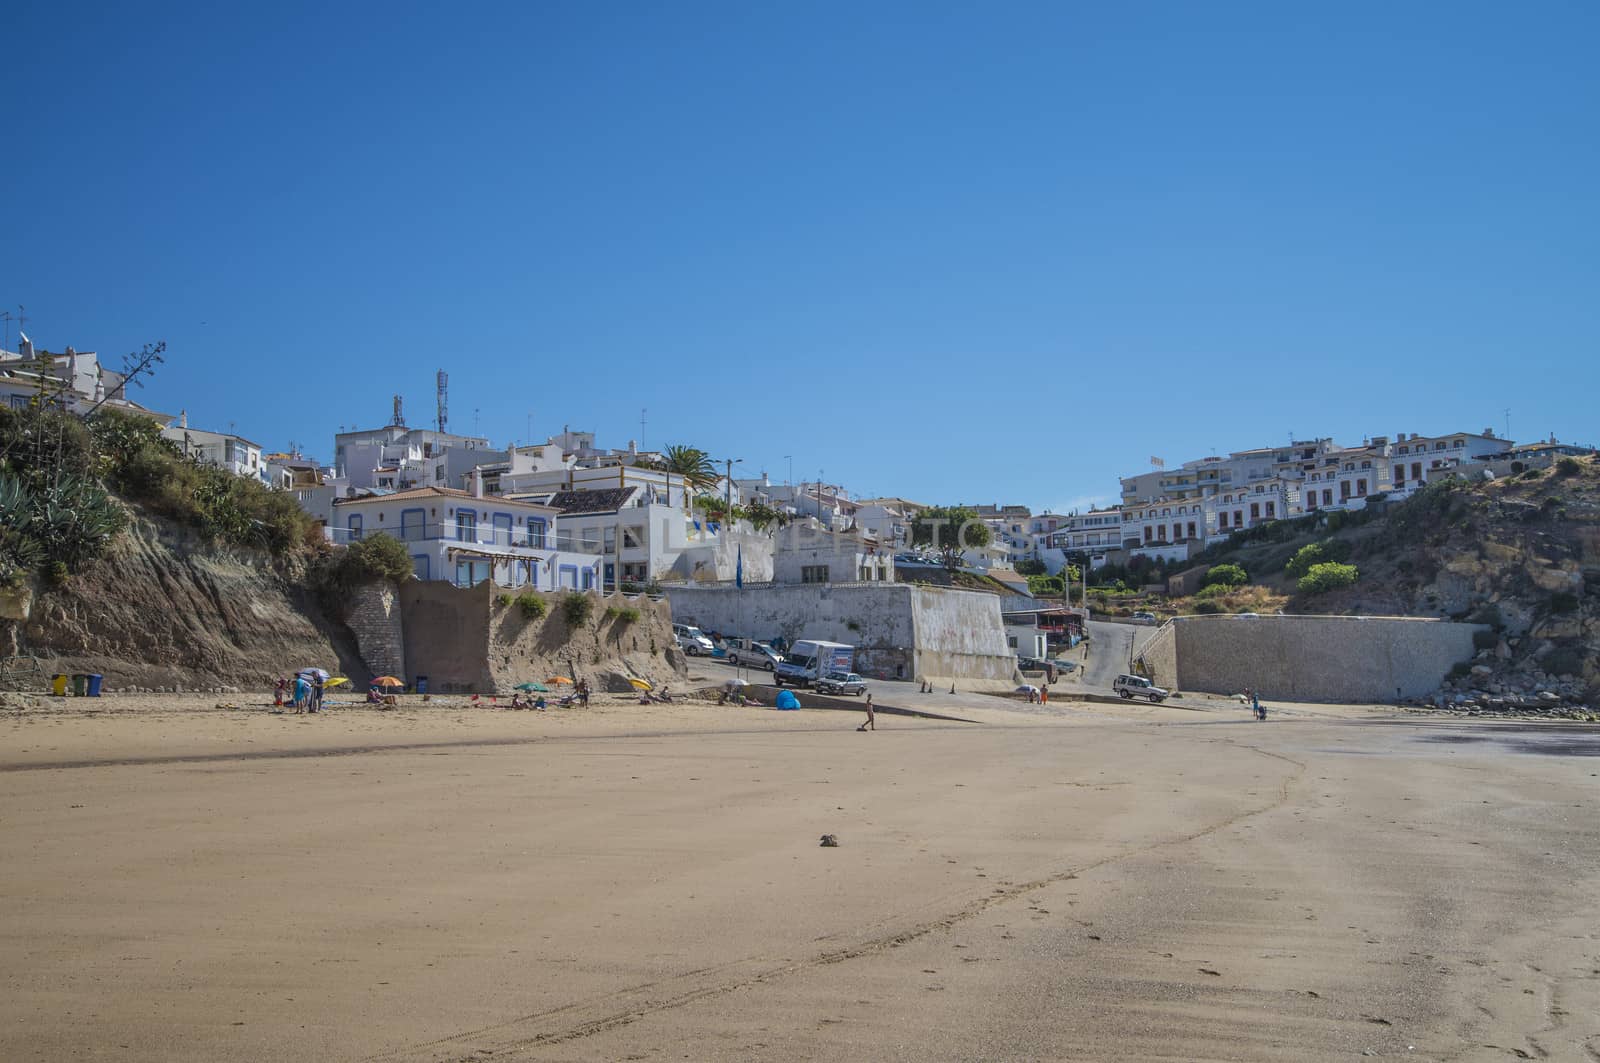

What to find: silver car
left=728, top=641, right=782, bottom=671
left=815, top=671, right=867, bottom=696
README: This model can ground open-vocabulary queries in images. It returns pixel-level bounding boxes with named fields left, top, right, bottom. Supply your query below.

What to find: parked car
left=1113, top=673, right=1169, bottom=702
left=673, top=624, right=714, bottom=656
left=725, top=638, right=782, bottom=671
left=815, top=671, right=867, bottom=696
left=1130, top=611, right=1159, bottom=625
left=1017, top=656, right=1058, bottom=683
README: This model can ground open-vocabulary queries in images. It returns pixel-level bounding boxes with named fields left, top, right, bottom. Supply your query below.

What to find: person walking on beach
left=311, top=674, right=325, bottom=713
left=857, top=692, right=875, bottom=731
left=293, top=673, right=309, bottom=713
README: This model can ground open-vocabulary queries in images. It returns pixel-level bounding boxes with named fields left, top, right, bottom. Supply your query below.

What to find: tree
left=742, top=499, right=788, bottom=533
left=1201, top=562, right=1248, bottom=589
left=660, top=444, right=718, bottom=494
left=1013, top=559, right=1046, bottom=576
left=1297, top=562, right=1359, bottom=595
left=909, top=506, right=992, bottom=571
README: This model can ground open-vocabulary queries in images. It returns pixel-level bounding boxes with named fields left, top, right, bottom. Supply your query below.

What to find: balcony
left=326, top=521, right=598, bottom=556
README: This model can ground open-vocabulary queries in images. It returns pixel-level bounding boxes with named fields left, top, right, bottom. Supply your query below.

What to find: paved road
left=1077, top=619, right=1159, bottom=693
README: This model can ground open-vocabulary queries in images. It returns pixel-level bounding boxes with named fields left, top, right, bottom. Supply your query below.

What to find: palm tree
left=661, top=444, right=718, bottom=494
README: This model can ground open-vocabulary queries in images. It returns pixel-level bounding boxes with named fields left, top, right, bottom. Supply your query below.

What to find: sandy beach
left=2, top=690, right=1597, bottom=1061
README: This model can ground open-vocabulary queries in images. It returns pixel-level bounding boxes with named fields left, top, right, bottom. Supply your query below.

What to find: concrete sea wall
left=1138, top=614, right=1485, bottom=702
left=664, top=583, right=1017, bottom=684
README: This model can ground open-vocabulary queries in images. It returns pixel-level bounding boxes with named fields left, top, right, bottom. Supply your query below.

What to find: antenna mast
left=392, top=394, right=405, bottom=427
left=437, top=370, right=448, bottom=433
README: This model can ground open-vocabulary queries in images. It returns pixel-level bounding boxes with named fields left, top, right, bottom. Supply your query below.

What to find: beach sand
left=2, top=691, right=1596, bottom=1061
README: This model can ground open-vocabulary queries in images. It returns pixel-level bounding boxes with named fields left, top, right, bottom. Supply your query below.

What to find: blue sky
left=5, top=1, right=1596, bottom=512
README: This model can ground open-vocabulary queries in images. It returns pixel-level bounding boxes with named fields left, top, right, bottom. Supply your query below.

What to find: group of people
left=508, top=693, right=547, bottom=710
left=274, top=673, right=325, bottom=714
left=1243, top=688, right=1268, bottom=721
left=637, top=685, right=673, bottom=704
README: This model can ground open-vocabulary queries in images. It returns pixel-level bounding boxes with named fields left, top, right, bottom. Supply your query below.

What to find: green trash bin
left=72, top=674, right=88, bottom=697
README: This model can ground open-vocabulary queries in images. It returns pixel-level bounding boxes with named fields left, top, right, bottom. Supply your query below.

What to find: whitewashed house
left=161, top=415, right=266, bottom=482
left=328, top=484, right=601, bottom=590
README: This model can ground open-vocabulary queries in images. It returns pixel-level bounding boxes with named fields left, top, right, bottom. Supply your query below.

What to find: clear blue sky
left=5, top=1, right=1596, bottom=512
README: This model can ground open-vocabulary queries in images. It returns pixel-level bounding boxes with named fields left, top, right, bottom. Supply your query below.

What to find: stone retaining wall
left=1138, top=614, right=1485, bottom=702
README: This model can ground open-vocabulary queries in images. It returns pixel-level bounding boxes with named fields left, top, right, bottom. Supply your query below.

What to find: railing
left=325, top=520, right=599, bottom=553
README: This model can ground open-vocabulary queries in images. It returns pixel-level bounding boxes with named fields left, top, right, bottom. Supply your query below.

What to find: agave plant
left=33, top=474, right=127, bottom=569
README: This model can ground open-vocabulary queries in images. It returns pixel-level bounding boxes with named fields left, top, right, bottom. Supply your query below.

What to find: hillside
left=14, top=508, right=365, bottom=692
left=1190, top=457, right=1599, bottom=701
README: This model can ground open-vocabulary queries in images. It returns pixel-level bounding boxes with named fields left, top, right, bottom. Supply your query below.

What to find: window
left=1356, top=480, right=1367, bottom=497
left=1394, top=464, right=1405, bottom=484
left=1250, top=503, right=1260, bottom=520
left=1007, top=636, right=1018, bottom=649
left=526, top=518, right=547, bottom=548
left=622, top=525, right=644, bottom=549
left=1340, top=481, right=1352, bottom=500
left=1412, top=462, right=1422, bottom=480
left=1234, top=509, right=1244, bottom=527
left=347, top=514, right=363, bottom=541
left=1305, top=491, right=1317, bottom=510
left=1265, top=501, right=1276, bottom=518
left=603, top=527, right=616, bottom=554
left=1453, top=439, right=1464, bottom=448
left=801, top=564, right=829, bottom=584
left=1322, top=489, right=1333, bottom=506
left=1187, top=521, right=1197, bottom=539
left=456, top=509, right=478, bottom=542
left=1219, top=512, right=1229, bottom=529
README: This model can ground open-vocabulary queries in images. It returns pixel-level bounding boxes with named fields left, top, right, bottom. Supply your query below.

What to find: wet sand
left=2, top=693, right=1597, bottom=1061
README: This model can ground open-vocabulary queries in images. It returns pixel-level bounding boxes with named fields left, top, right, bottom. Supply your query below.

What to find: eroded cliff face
left=18, top=513, right=363, bottom=692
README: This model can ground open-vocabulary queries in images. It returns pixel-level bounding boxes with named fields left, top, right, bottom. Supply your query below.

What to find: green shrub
left=1297, top=562, right=1360, bottom=596
left=603, top=603, right=640, bottom=623
left=1027, top=574, right=1064, bottom=596
left=1201, top=563, right=1247, bottom=589
left=517, top=593, right=548, bottom=620
left=1013, top=559, right=1046, bottom=576
left=1555, top=456, right=1583, bottom=477
left=561, top=593, right=593, bottom=627
left=1510, top=461, right=1525, bottom=474
left=1193, top=583, right=1229, bottom=600
left=1284, top=543, right=1325, bottom=579
left=1193, top=600, right=1225, bottom=614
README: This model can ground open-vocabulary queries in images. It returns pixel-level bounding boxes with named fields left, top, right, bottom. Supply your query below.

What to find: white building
left=161, top=415, right=265, bottom=482
left=772, top=519, right=892, bottom=585
left=334, top=423, right=505, bottom=493
left=327, top=485, right=601, bottom=590
left=1, top=340, right=172, bottom=422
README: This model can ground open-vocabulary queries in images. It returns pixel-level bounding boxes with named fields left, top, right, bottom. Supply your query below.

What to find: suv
left=673, top=624, right=714, bottom=656
left=1112, top=673, right=1169, bottom=702
left=726, top=638, right=782, bottom=671
left=1130, top=611, right=1158, bottom=625
left=815, top=672, right=867, bottom=696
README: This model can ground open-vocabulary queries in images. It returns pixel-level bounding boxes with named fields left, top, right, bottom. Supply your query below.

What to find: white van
left=774, top=640, right=855, bottom=687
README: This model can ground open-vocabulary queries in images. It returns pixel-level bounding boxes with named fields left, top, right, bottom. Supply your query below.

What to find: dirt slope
left=18, top=511, right=363, bottom=691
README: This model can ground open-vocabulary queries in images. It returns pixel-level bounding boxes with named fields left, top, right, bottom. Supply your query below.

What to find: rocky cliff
left=13, top=511, right=364, bottom=692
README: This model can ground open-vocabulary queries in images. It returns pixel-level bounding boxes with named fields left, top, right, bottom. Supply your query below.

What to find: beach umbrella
left=372, top=676, right=405, bottom=688
left=722, top=677, right=749, bottom=690
left=547, top=676, right=573, bottom=685
left=1015, top=684, right=1040, bottom=695
left=515, top=682, right=548, bottom=693
left=627, top=678, right=652, bottom=691
left=325, top=677, right=349, bottom=688
left=297, top=668, right=330, bottom=681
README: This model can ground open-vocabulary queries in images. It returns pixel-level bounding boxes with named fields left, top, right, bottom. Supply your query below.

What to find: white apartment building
left=327, top=485, right=601, bottom=590
left=334, top=424, right=505, bottom=493
left=773, top=519, right=893, bottom=584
